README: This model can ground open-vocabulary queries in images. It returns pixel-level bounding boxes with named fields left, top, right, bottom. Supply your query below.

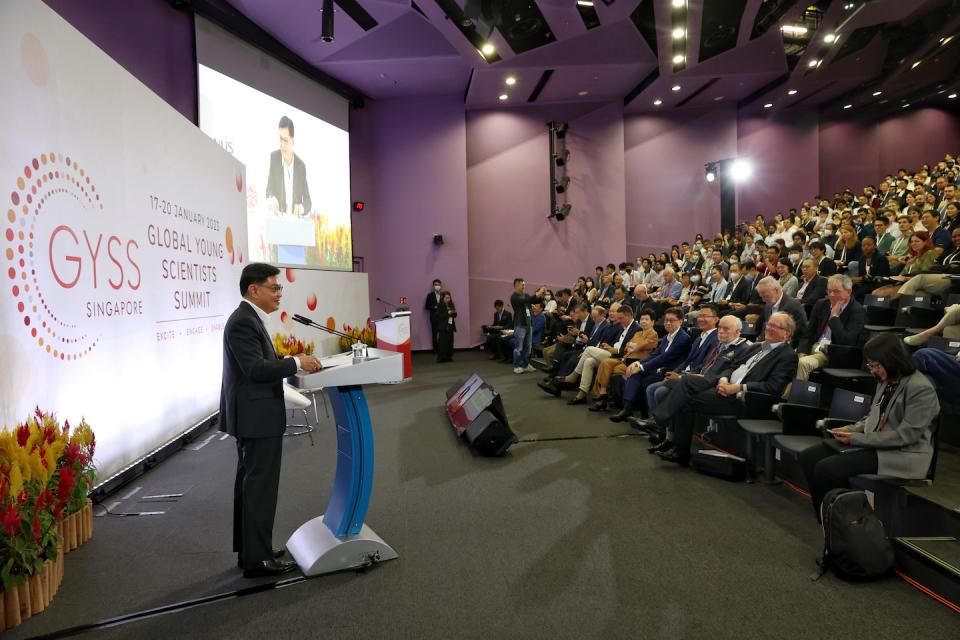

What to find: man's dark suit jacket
left=800, top=298, right=866, bottom=354
left=731, top=342, right=800, bottom=397
left=816, top=255, right=837, bottom=276
left=761, top=294, right=808, bottom=344
left=219, top=301, right=296, bottom=439
left=725, top=277, right=751, bottom=305
left=490, top=309, right=513, bottom=329
left=425, top=291, right=442, bottom=319
left=638, top=329, right=693, bottom=373
left=858, top=252, right=891, bottom=279
left=586, top=319, right=611, bottom=347
left=265, top=150, right=311, bottom=214
left=798, top=275, right=828, bottom=314
left=609, top=321, right=641, bottom=358
left=676, top=329, right=718, bottom=373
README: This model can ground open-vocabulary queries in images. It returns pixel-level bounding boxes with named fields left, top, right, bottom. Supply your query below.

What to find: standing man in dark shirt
left=424, top=278, right=443, bottom=352
left=510, top=278, right=545, bottom=374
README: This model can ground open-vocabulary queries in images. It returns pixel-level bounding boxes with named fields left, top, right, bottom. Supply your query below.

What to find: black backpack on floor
left=812, top=489, right=895, bottom=581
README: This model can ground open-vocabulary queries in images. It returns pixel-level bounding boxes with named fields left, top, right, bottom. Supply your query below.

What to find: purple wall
left=31, top=3, right=960, bottom=354
left=43, top=0, right=197, bottom=123
left=465, top=102, right=626, bottom=345
left=351, top=97, right=471, bottom=351
left=624, top=108, right=737, bottom=260
left=736, top=113, right=820, bottom=221
left=819, top=108, right=960, bottom=195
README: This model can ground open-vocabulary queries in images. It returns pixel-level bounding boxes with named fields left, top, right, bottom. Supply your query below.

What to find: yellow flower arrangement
left=338, top=318, right=377, bottom=353
left=272, top=332, right=315, bottom=357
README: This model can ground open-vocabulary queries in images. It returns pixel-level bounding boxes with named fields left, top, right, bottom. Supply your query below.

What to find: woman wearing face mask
left=542, top=290, right=557, bottom=315
left=798, top=334, right=938, bottom=522
left=434, top=291, right=457, bottom=363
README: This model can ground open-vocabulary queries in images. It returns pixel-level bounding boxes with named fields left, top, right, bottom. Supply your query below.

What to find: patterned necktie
left=701, top=344, right=721, bottom=372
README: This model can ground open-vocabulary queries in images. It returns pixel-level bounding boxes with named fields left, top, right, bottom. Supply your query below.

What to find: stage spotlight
left=704, top=163, right=717, bottom=182
left=730, top=159, right=752, bottom=182
left=550, top=203, right=572, bottom=221
left=554, top=149, right=570, bottom=167
left=554, top=176, right=570, bottom=194
left=481, top=43, right=496, bottom=56
left=320, top=0, right=335, bottom=42
left=554, top=122, right=569, bottom=138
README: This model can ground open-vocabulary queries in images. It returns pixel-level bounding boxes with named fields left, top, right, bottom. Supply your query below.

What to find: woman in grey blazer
left=799, top=333, right=939, bottom=521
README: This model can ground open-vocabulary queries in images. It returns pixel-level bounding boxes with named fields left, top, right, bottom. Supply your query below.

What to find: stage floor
left=7, top=351, right=958, bottom=639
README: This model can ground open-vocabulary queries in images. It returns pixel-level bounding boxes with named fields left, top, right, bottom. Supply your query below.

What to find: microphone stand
left=292, top=314, right=372, bottom=360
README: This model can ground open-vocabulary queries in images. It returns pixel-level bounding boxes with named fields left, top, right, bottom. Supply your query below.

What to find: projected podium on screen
left=198, top=64, right=352, bottom=271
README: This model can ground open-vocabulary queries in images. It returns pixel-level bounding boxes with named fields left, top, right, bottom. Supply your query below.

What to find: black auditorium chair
left=810, top=343, right=875, bottom=400
left=738, top=379, right=822, bottom=483
left=771, top=387, right=873, bottom=471
left=691, top=389, right=785, bottom=467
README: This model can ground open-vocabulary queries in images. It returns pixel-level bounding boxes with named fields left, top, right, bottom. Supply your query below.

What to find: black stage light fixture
left=321, top=0, right=335, bottom=42
left=550, top=203, right=571, bottom=221
left=432, top=234, right=445, bottom=246
left=704, top=162, right=718, bottom=182
left=554, top=175, right=570, bottom=194
left=554, top=122, right=569, bottom=139
left=554, top=149, right=570, bottom=166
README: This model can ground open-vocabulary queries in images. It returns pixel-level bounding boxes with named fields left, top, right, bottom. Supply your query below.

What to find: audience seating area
left=483, top=153, right=960, bottom=609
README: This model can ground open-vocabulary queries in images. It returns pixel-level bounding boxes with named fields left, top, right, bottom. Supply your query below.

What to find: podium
left=285, top=348, right=404, bottom=576
left=374, top=313, right=412, bottom=380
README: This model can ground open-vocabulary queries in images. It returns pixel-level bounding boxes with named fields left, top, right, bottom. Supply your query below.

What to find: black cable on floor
left=27, top=575, right=310, bottom=639
left=515, top=432, right=644, bottom=443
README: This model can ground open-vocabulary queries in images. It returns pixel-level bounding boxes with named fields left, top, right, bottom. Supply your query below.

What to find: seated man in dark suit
left=756, top=276, right=808, bottom=347
left=636, top=314, right=756, bottom=441
left=608, top=307, right=692, bottom=421
left=483, top=299, right=513, bottom=360
left=542, top=303, right=590, bottom=370
left=796, top=274, right=865, bottom=382
left=795, top=258, right=828, bottom=316
left=654, top=312, right=800, bottom=465
left=562, top=305, right=640, bottom=405
left=539, top=306, right=611, bottom=391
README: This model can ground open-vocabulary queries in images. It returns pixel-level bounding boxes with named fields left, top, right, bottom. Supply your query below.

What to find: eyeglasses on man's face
left=258, top=284, right=283, bottom=293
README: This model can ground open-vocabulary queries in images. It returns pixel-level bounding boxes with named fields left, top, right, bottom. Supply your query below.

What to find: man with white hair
left=795, top=274, right=865, bottom=381
left=653, top=312, right=800, bottom=466
left=756, top=276, right=807, bottom=345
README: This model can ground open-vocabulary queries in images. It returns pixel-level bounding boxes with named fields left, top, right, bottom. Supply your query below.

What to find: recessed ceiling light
left=505, top=76, right=516, bottom=86
left=942, top=36, right=954, bottom=46
left=787, top=89, right=798, bottom=96
left=808, top=59, right=819, bottom=68
left=763, top=103, right=773, bottom=108
left=713, top=96, right=724, bottom=101
left=578, top=90, right=589, bottom=96
left=950, top=94, right=958, bottom=99
left=498, top=93, right=508, bottom=101
left=672, top=54, right=685, bottom=64
left=481, top=43, right=496, bottom=56
left=672, top=84, right=681, bottom=92
left=824, top=34, right=837, bottom=44
left=653, top=99, right=663, bottom=106
left=902, top=103, right=910, bottom=108
left=911, top=60, right=922, bottom=69
left=576, top=0, right=594, bottom=6
left=872, top=91, right=882, bottom=96
left=843, top=104, right=852, bottom=109
left=671, top=0, right=685, bottom=7
left=672, top=28, right=686, bottom=39
left=781, top=25, right=808, bottom=35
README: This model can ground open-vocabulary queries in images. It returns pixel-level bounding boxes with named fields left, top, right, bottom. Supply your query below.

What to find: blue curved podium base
left=285, top=383, right=397, bottom=576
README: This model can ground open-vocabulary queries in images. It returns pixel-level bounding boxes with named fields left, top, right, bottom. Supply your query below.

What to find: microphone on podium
left=291, top=314, right=356, bottom=341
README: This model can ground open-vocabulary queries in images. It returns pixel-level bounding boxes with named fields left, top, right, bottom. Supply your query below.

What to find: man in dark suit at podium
left=265, top=116, right=312, bottom=216
left=220, top=262, right=322, bottom=578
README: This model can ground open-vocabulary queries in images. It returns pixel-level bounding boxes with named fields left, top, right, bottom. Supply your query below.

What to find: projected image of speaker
left=444, top=374, right=517, bottom=456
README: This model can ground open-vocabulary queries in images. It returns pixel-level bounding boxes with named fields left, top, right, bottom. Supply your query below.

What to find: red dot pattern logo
left=5, top=152, right=101, bottom=361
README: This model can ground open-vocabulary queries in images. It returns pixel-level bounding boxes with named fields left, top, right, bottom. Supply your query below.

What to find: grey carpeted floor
left=7, top=351, right=957, bottom=639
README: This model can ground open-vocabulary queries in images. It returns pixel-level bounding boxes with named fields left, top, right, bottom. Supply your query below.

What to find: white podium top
left=289, top=347, right=405, bottom=389
left=265, top=217, right=316, bottom=246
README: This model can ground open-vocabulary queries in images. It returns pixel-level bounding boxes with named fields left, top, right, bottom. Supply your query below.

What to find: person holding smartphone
left=798, top=333, right=939, bottom=522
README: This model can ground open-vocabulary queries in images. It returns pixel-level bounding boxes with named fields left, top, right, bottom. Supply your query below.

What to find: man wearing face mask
left=425, top=278, right=443, bottom=352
